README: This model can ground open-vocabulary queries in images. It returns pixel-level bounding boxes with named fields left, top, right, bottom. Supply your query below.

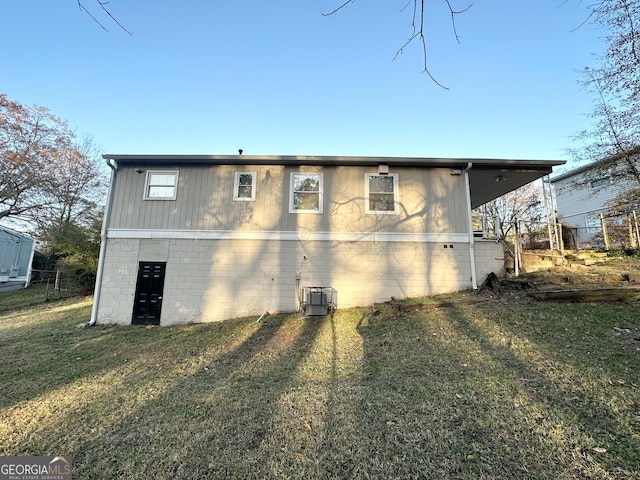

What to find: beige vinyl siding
left=108, top=165, right=468, bottom=234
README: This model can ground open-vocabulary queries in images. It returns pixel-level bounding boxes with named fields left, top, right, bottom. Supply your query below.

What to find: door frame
left=132, top=261, right=167, bottom=325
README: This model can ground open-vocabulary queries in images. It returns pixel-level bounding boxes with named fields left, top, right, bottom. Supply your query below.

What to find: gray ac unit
left=301, top=287, right=337, bottom=316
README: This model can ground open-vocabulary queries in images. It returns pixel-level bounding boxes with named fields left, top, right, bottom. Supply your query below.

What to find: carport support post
left=600, top=212, right=610, bottom=250
left=542, top=176, right=556, bottom=250
left=514, top=235, right=520, bottom=277
left=464, top=163, right=478, bottom=289
left=558, top=223, right=565, bottom=257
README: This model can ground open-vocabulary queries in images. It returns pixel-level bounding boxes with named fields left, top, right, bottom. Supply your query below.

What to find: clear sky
left=2, top=1, right=604, bottom=165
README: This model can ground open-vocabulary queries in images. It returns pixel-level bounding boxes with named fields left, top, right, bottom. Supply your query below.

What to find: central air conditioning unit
left=301, top=287, right=337, bottom=316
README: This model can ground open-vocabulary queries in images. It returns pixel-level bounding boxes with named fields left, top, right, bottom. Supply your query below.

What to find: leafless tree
left=37, top=136, right=107, bottom=231
left=478, top=183, right=544, bottom=240
left=572, top=67, right=640, bottom=187
left=583, top=0, right=640, bottom=102
left=76, top=1, right=472, bottom=88
left=571, top=0, right=640, bottom=186
left=0, top=94, right=107, bottom=230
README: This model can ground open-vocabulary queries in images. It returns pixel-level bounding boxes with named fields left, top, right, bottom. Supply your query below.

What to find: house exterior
left=0, top=226, right=38, bottom=292
left=91, top=155, right=564, bottom=326
left=551, top=151, right=640, bottom=247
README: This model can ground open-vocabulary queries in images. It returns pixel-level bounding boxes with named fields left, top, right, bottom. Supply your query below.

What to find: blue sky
left=2, top=1, right=604, bottom=165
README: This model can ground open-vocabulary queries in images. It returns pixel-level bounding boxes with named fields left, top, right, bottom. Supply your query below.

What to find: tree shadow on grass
left=67, top=314, right=326, bottom=479
left=7, top=298, right=639, bottom=479
left=350, top=300, right=640, bottom=479
left=441, top=302, right=640, bottom=478
left=0, top=304, right=260, bottom=412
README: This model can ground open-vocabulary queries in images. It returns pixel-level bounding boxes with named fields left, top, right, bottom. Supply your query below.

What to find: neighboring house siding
left=108, top=165, right=469, bottom=234
left=0, top=227, right=36, bottom=291
left=553, top=160, right=639, bottom=245
left=98, top=237, right=503, bottom=325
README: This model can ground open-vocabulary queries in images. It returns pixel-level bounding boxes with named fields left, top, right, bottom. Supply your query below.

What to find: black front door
left=132, top=262, right=166, bottom=325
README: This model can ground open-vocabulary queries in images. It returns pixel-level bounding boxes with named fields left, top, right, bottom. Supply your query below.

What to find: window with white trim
left=365, top=173, right=398, bottom=214
left=289, top=172, right=323, bottom=213
left=233, top=172, right=256, bottom=201
left=144, top=171, right=178, bottom=200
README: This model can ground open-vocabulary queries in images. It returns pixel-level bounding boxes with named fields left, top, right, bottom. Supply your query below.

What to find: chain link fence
left=0, top=269, right=92, bottom=313
left=565, top=210, right=640, bottom=251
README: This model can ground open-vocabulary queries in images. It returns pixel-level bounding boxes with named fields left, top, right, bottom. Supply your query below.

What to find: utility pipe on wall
left=88, top=158, right=117, bottom=326
left=464, top=162, right=478, bottom=290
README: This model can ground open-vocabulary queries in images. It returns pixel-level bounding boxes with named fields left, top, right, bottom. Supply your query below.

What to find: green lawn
left=0, top=291, right=639, bottom=479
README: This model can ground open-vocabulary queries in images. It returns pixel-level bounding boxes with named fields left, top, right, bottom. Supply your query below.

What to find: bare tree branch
left=321, top=0, right=356, bottom=17
left=77, top=0, right=108, bottom=31
left=569, top=0, right=607, bottom=32
left=77, top=0, right=131, bottom=35
left=325, top=0, right=471, bottom=89
left=585, top=67, right=640, bottom=185
left=571, top=0, right=640, bottom=188
left=445, top=0, right=473, bottom=43
left=96, top=0, right=132, bottom=35
left=391, top=1, right=450, bottom=89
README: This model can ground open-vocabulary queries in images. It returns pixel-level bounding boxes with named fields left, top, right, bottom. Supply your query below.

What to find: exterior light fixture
left=378, top=164, right=389, bottom=175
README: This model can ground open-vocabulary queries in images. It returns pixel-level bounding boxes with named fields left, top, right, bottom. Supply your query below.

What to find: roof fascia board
left=102, top=154, right=565, bottom=170
left=551, top=147, right=640, bottom=183
left=0, top=225, right=36, bottom=241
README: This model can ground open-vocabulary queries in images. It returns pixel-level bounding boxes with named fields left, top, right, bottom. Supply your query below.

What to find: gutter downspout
left=464, top=162, right=478, bottom=290
left=88, top=158, right=117, bottom=326
left=25, top=239, right=38, bottom=288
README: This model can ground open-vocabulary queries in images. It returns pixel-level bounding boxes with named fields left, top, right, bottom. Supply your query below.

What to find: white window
left=144, top=171, right=178, bottom=200
left=233, top=172, right=256, bottom=201
left=365, top=173, right=398, bottom=214
left=585, top=216, right=601, bottom=234
left=289, top=172, right=323, bottom=213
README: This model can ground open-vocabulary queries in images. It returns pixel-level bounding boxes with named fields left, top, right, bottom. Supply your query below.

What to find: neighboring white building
left=0, top=225, right=38, bottom=292
left=92, top=154, right=564, bottom=326
left=551, top=151, right=640, bottom=247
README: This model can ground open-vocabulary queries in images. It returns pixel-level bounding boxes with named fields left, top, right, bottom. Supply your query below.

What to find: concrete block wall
left=98, top=237, right=505, bottom=325
left=97, top=239, right=139, bottom=324
left=473, top=240, right=506, bottom=282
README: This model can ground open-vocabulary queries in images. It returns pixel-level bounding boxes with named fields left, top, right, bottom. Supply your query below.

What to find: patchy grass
left=0, top=283, right=82, bottom=313
left=1, top=293, right=639, bottom=479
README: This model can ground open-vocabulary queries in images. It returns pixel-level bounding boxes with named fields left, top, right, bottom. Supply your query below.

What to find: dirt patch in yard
left=502, top=255, right=640, bottom=291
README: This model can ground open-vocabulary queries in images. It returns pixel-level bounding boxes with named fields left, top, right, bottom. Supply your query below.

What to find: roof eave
left=102, top=154, right=565, bottom=169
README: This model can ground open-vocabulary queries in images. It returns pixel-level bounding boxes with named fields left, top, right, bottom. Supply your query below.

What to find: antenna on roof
left=238, top=149, right=243, bottom=155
